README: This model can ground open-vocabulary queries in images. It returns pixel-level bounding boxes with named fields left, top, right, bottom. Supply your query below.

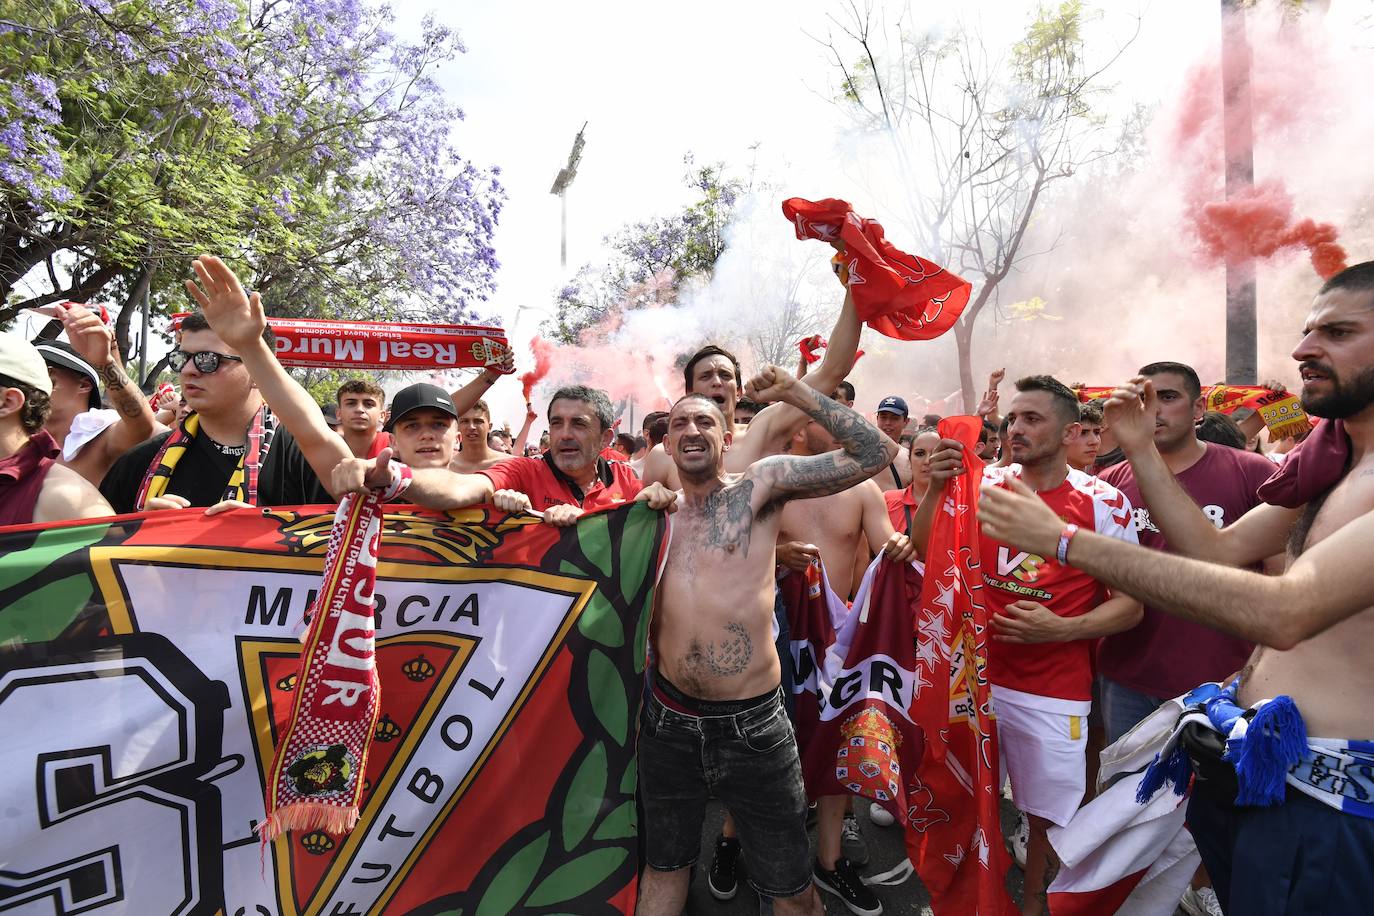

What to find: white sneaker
left=1180, top=885, right=1224, bottom=916
left=868, top=801, right=896, bottom=828
left=1008, top=811, right=1029, bottom=870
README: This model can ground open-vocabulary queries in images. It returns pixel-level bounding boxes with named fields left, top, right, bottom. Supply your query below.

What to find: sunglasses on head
left=169, top=349, right=244, bottom=374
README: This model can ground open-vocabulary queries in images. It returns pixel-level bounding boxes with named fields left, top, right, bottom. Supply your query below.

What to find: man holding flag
left=911, top=375, right=1142, bottom=916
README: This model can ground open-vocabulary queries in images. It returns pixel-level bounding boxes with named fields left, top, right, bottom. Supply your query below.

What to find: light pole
left=549, top=122, right=588, bottom=270
left=1221, top=0, right=1256, bottom=384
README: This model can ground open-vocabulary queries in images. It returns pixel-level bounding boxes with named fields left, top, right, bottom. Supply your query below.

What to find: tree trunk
left=139, top=353, right=172, bottom=393
left=117, top=265, right=155, bottom=360
left=1221, top=0, right=1256, bottom=384
left=0, top=262, right=122, bottom=327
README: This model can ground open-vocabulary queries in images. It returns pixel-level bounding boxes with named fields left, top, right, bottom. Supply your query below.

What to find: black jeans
left=637, top=685, right=812, bottom=897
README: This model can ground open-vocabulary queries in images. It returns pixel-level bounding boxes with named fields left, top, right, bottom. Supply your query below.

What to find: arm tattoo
left=98, top=362, right=146, bottom=420
left=684, top=622, right=754, bottom=677
left=703, top=480, right=755, bottom=555
left=755, top=388, right=892, bottom=503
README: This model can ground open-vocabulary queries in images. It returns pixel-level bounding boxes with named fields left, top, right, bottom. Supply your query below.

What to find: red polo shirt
left=479, top=454, right=642, bottom=512
left=883, top=487, right=918, bottom=534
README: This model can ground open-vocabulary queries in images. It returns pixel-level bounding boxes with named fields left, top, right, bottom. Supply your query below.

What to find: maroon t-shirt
left=1097, top=443, right=1278, bottom=699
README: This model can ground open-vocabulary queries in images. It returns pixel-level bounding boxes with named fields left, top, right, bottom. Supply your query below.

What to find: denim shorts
left=637, top=685, right=812, bottom=898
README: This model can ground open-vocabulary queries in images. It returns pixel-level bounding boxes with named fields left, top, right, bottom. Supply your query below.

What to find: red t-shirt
left=981, top=465, right=1138, bottom=703
left=883, top=487, right=918, bottom=534
left=479, top=455, right=642, bottom=512
left=1096, top=443, right=1276, bottom=699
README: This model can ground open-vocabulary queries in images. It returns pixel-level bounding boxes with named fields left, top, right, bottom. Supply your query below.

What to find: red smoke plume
left=1197, top=181, right=1348, bottom=279
left=520, top=336, right=555, bottom=401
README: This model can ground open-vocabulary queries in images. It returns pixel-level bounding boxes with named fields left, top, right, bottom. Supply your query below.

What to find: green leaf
left=617, top=503, right=657, bottom=602
left=562, top=742, right=608, bottom=850
left=576, top=593, right=624, bottom=648
left=473, top=830, right=549, bottom=916
left=587, top=649, right=628, bottom=746
left=524, top=847, right=629, bottom=908
left=592, top=800, right=636, bottom=841
left=575, top=513, right=613, bottom=579
left=620, top=764, right=637, bottom=796
left=0, top=523, right=107, bottom=592
left=0, top=575, right=95, bottom=645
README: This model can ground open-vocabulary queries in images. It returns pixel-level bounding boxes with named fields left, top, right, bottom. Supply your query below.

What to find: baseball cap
left=321, top=403, right=340, bottom=428
left=34, top=340, right=102, bottom=410
left=875, top=395, right=909, bottom=417
left=384, top=383, right=457, bottom=432
left=0, top=335, right=53, bottom=394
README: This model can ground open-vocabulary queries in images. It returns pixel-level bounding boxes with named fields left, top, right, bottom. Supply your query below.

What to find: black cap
left=321, top=403, right=340, bottom=427
left=384, top=383, right=457, bottom=432
left=34, top=340, right=102, bottom=411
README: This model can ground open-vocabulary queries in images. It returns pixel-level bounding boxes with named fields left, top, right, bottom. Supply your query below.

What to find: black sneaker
left=708, top=834, right=741, bottom=901
left=841, top=812, right=870, bottom=867
left=813, top=857, right=883, bottom=916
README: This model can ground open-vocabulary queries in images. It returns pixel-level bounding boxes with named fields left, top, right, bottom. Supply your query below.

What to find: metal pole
left=1221, top=0, right=1256, bottom=384
left=560, top=192, right=568, bottom=270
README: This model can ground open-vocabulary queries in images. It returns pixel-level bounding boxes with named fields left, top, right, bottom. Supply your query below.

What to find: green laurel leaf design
left=562, top=742, right=607, bottom=850
left=576, top=591, right=625, bottom=648
left=524, top=847, right=629, bottom=908
left=587, top=649, right=628, bottom=746
left=0, top=523, right=106, bottom=592
left=0, top=575, right=95, bottom=645
left=617, top=503, right=655, bottom=601
left=473, top=830, right=549, bottom=916
left=575, top=512, right=613, bottom=578
left=592, top=799, right=636, bottom=841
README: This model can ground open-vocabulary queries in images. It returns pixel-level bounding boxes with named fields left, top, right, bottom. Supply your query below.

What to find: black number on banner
left=0, top=634, right=229, bottom=915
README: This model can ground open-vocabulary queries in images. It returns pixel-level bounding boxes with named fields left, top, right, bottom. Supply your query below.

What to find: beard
left=1300, top=362, right=1374, bottom=419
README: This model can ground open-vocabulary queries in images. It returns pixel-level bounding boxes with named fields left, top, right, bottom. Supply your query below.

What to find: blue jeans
left=1100, top=677, right=1164, bottom=744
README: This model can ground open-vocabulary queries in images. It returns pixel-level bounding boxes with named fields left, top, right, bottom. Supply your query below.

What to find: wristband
left=1056, top=523, right=1079, bottom=565
left=375, top=461, right=413, bottom=501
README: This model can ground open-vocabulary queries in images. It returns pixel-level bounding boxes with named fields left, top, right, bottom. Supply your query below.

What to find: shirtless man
left=637, top=367, right=897, bottom=916
left=448, top=400, right=508, bottom=473
left=775, top=419, right=913, bottom=916
left=640, top=290, right=862, bottom=489
left=977, top=261, right=1374, bottom=914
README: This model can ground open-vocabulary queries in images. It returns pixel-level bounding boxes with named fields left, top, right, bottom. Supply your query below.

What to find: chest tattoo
left=702, top=479, right=755, bottom=556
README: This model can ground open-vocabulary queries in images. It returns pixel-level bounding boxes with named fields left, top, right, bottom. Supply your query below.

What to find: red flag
left=910, top=415, right=1017, bottom=915
left=782, top=197, right=972, bottom=341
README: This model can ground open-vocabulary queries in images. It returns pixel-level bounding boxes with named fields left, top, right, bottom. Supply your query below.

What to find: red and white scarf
left=259, top=462, right=411, bottom=841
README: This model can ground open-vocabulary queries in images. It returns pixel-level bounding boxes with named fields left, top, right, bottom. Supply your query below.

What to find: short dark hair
left=0, top=373, right=51, bottom=433
left=735, top=397, right=763, bottom=416
left=642, top=410, right=668, bottom=430
left=682, top=345, right=741, bottom=394
left=462, top=398, right=492, bottom=421
left=1197, top=410, right=1246, bottom=449
left=834, top=380, right=856, bottom=402
left=1079, top=402, right=1104, bottom=426
left=647, top=415, right=669, bottom=446
left=671, top=392, right=727, bottom=427
left=1138, top=361, right=1203, bottom=402
left=1318, top=261, right=1374, bottom=297
left=1014, top=375, right=1081, bottom=426
left=615, top=432, right=636, bottom=455
left=548, top=384, right=614, bottom=430
left=980, top=419, right=998, bottom=440
left=910, top=424, right=939, bottom=443
left=920, top=413, right=942, bottom=427
left=337, top=378, right=385, bottom=404
left=179, top=310, right=275, bottom=349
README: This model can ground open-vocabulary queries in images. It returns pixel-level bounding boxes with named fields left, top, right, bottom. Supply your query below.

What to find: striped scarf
left=135, top=406, right=272, bottom=510
left=259, top=461, right=412, bottom=842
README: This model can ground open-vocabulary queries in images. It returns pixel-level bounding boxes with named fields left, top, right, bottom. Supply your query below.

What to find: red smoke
left=1196, top=181, right=1348, bottom=279
left=520, top=336, right=555, bottom=401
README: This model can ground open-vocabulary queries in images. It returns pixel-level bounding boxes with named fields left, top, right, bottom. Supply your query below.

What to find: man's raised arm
left=1106, top=377, right=1296, bottom=565
left=185, top=255, right=350, bottom=495
left=57, top=303, right=160, bottom=460
left=978, top=476, right=1374, bottom=651
left=741, top=290, right=862, bottom=461
left=743, top=366, right=896, bottom=502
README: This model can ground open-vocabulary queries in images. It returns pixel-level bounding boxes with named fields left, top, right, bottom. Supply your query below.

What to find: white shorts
left=992, top=684, right=1090, bottom=827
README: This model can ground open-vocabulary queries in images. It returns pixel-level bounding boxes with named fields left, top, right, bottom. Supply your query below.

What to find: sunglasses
left=169, top=349, right=244, bottom=374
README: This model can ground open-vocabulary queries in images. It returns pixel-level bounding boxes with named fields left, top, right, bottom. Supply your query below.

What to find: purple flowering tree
left=0, top=0, right=504, bottom=376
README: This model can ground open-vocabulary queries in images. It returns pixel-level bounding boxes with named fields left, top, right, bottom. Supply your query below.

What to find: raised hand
left=743, top=365, right=797, bottom=405
left=976, top=368, right=1005, bottom=418
left=977, top=476, right=1063, bottom=558
left=56, top=302, right=117, bottom=368
left=1102, top=376, right=1158, bottom=454
left=184, top=255, right=266, bottom=350
left=483, top=344, right=516, bottom=380
left=926, top=438, right=969, bottom=487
